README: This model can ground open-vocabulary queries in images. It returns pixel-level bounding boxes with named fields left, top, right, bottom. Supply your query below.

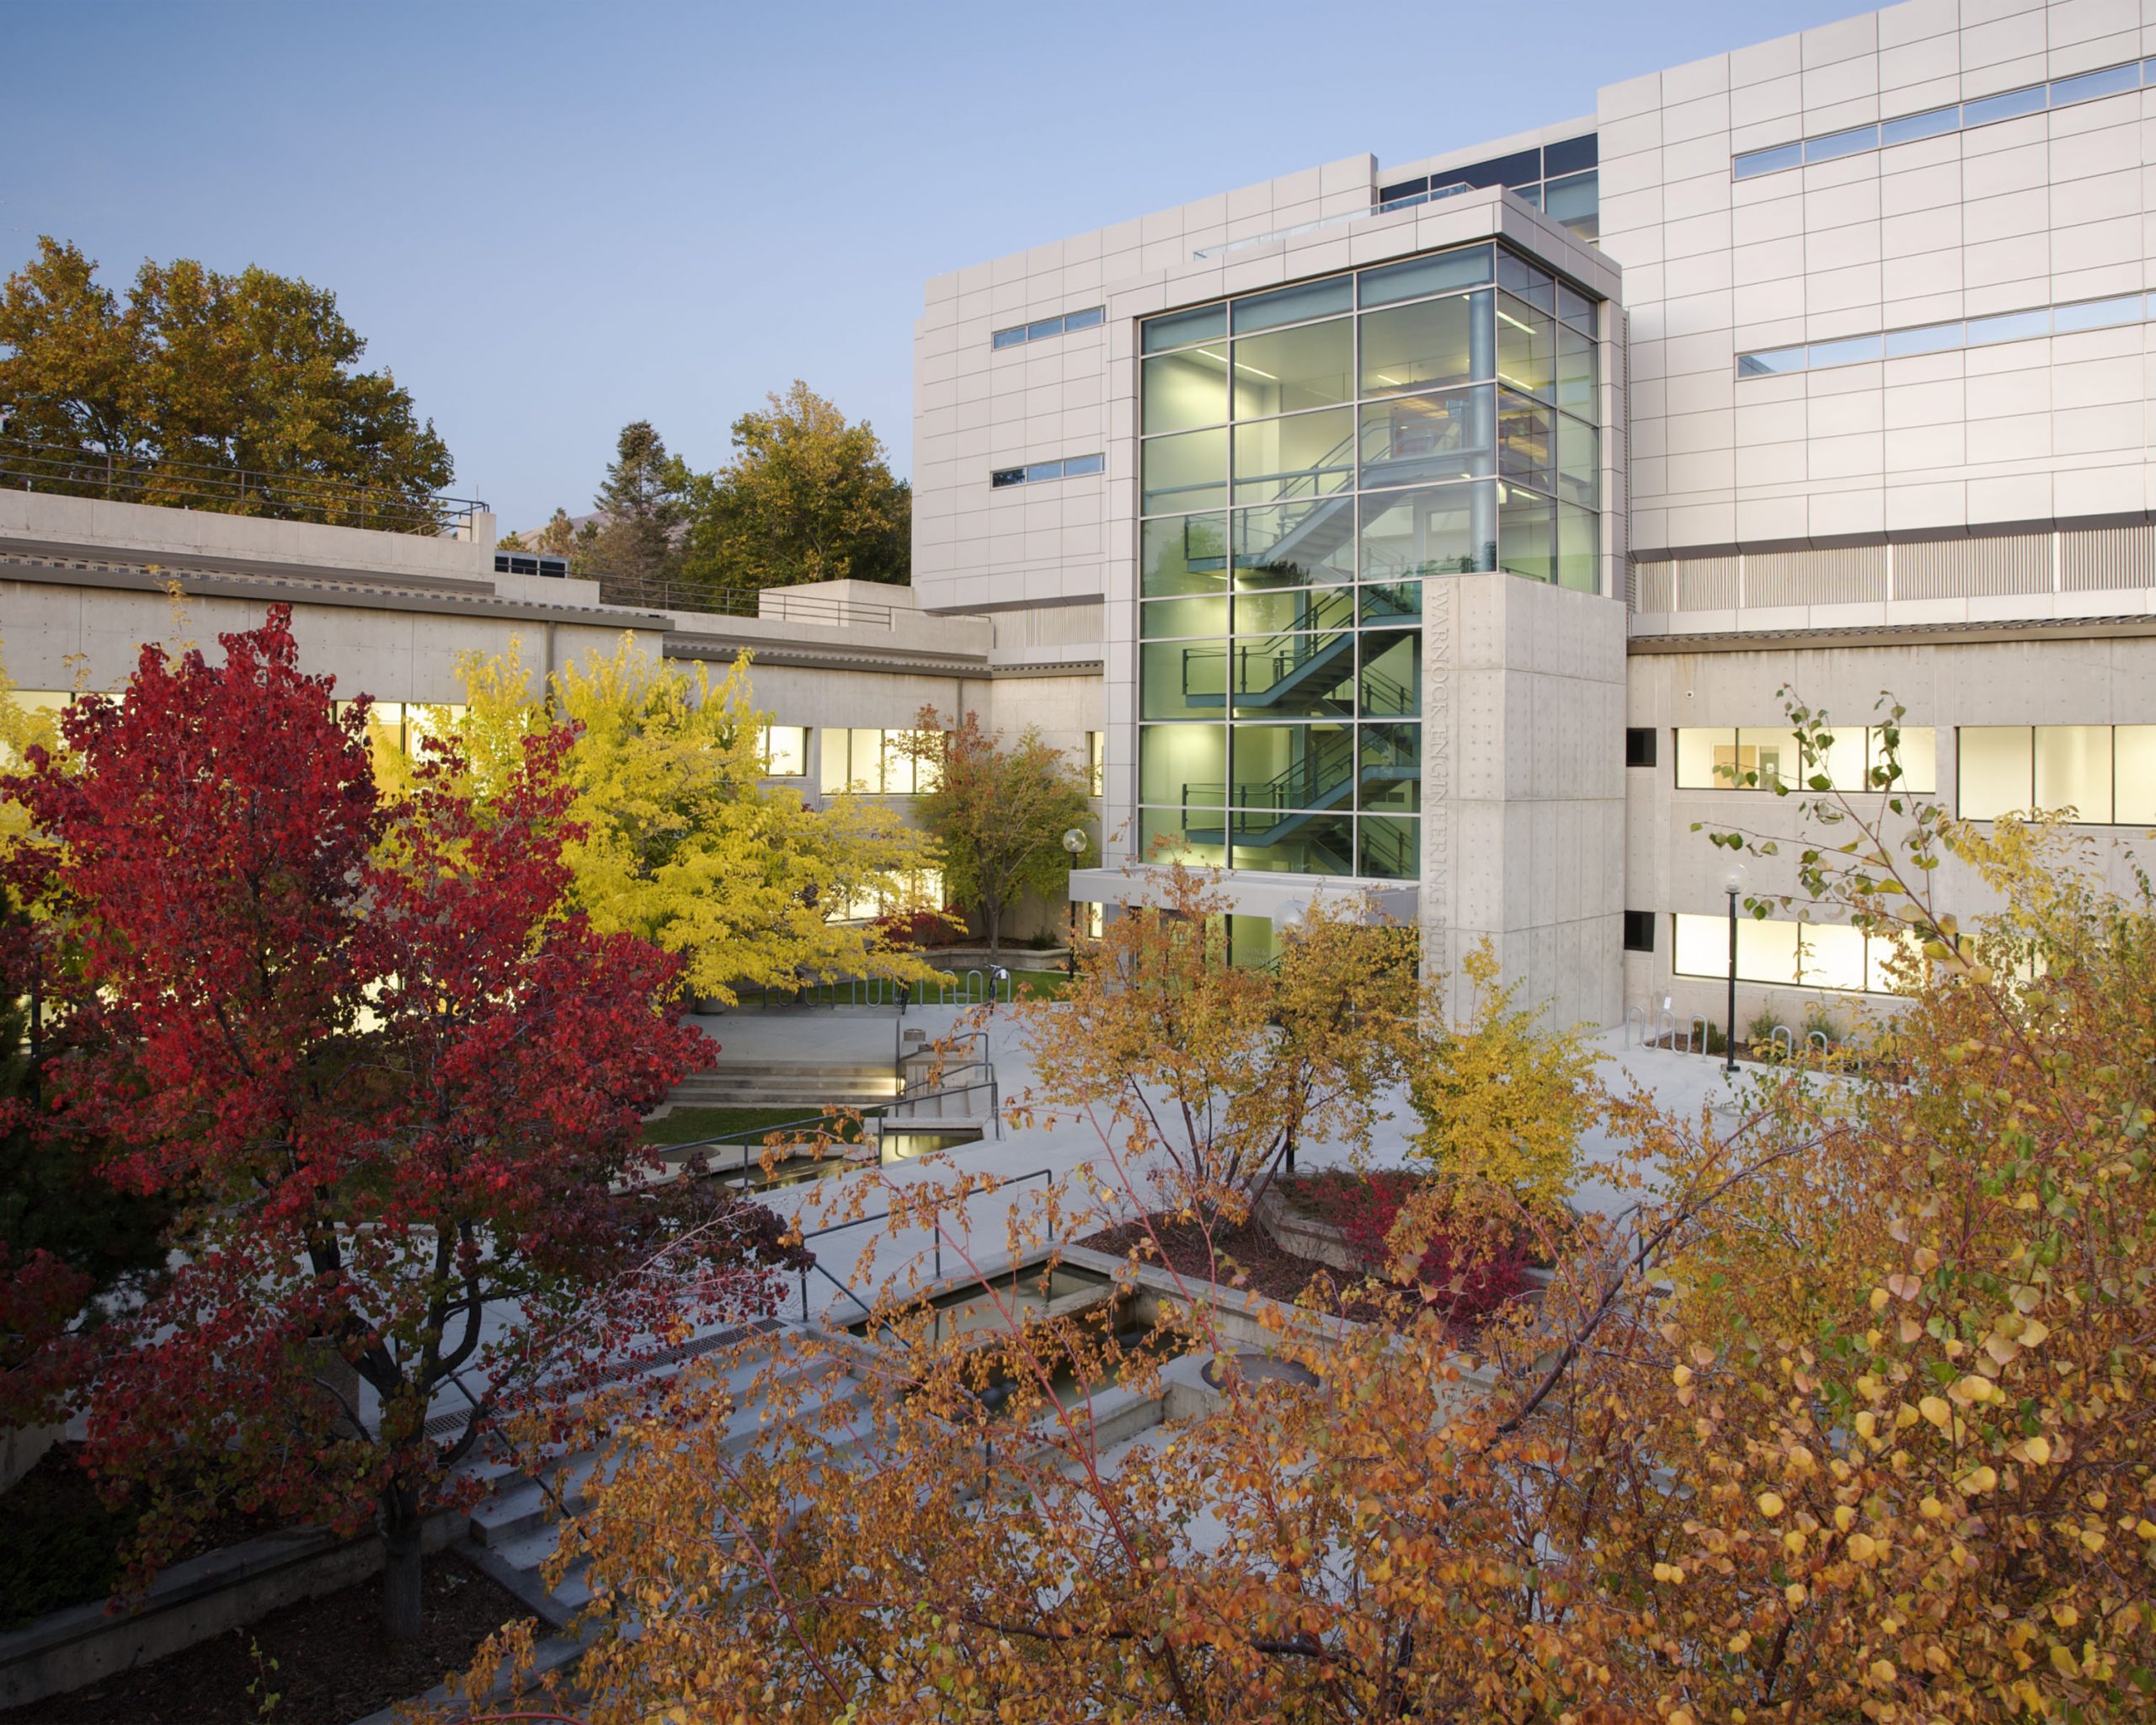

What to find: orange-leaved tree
left=441, top=766, right=2156, bottom=1722
left=1015, top=864, right=1419, bottom=1210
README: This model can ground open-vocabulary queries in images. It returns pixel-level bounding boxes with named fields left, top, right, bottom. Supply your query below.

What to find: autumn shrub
left=0, top=1447, right=136, bottom=1628
left=1283, top=1169, right=1531, bottom=1322
left=871, top=904, right=968, bottom=951
left=1407, top=940, right=1598, bottom=1209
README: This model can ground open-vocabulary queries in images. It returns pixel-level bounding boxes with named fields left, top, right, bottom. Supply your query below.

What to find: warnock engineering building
left=4, top=0, right=2154, bottom=1037
left=910, top=0, right=2156, bottom=1028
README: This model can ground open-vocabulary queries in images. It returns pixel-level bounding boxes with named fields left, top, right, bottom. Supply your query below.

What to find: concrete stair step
left=470, top=1454, right=601, bottom=1547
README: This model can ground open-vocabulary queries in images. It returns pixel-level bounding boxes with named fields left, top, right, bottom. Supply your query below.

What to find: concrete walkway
left=686, top=1003, right=1748, bottom=1322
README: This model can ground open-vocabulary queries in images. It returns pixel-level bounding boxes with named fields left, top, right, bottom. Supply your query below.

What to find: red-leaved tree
left=7, top=606, right=799, bottom=1637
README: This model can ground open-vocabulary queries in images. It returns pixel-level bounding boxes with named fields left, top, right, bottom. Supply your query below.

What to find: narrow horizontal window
left=1965, top=307, right=2051, bottom=346
left=992, top=307, right=1107, bottom=351
left=1805, top=125, right=1878, bottom=163
left=1883, top=321, right=1964, bottom=358
left=1880, top=105, right=1958, bottom=147
left=1744, top=287, right=2156, bottom=376
left=1377, top=177, right=1429, bottom=204
left=1737, top=55, right=2152, bottom=179
left=1806, top=334, right=1881, bottom=367
left=1961, top=84, right=2046, bottom=127
left=1732, top=142, right=1803, bottom=179
left=2052, top=294, right=2143, bottom=334
left=2048, top=63, right=2140, bottom=108
left=1737, top=345, right=1807, bottom=377
left=991, top=453, right=1103, bottom=489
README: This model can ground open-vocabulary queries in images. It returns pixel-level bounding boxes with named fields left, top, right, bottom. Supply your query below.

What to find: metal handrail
left=791, top=1167, right=1056, bottom=1321
left=0, top=438, right=486, bottom=534
left=885, top=1076, right=1004, bottom=1144
left=662, top=1112, right=874, bottom=1185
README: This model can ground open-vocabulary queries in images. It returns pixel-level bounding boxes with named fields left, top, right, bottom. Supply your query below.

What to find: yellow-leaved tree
left=1406, top=937, right=1601, bottom=1211
left=444, top=636, right=944, bottom=1005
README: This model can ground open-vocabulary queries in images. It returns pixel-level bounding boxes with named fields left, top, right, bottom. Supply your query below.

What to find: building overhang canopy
left=1067, top=865, right=1417, bottom=928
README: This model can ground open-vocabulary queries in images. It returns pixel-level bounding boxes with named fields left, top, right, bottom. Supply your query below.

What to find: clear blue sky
left=8, top=0, right=1860, bottom=530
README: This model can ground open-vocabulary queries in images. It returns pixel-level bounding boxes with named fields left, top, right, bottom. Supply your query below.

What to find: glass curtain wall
left=1137, top=241, right=1600, bottom=880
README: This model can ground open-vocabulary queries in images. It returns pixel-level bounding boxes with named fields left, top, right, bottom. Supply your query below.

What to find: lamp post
left=1722, top=859, right=1748, bottom=1076
left=1061, top=827, right=1088, bottom=979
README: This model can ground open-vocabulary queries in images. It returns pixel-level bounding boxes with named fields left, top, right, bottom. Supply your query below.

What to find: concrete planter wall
left=1253, top=1183, right=1367, bottom=1275
left=0, top=1423, right=63, bottom=1494
left=0, top=1510, right=467, bottom=1711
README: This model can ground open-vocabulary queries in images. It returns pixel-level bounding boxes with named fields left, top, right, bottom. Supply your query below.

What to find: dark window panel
left=990, top=467, right=1026, bottom=488
left=1449, top=147, right=1543, bottom=190
left=1541, top=133, right=1598, bottom=177
left=1625, top=727, right=1657, bottom=769
left=1377, top=177, right=1428, bottom=203
left=1622, top=910, right=1655, bottom=953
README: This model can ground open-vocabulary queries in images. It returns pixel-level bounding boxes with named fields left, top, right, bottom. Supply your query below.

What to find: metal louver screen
left=1892, top=534, right=2051, bottom=600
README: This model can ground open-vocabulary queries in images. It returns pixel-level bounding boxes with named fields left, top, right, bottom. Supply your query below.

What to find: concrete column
left=1421, top=573, right=1627, bottom=1028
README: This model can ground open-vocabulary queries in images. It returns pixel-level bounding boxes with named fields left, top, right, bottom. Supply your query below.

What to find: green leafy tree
left=585, top=420, right=689, bottom=583
left=0, top=237, right=453, bottom=526
left=680, top=382, right=910, bottom=591
left=896, top=707, right=1091, bottom=954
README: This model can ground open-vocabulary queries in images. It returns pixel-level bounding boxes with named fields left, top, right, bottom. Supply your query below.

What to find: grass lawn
left=642, top=1104, right=863, bottom=1146
left=998, top=968, right=1074, bottom=1001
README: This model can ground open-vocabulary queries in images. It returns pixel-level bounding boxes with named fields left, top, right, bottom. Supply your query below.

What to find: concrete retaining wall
left=0, top=1511, right=467, bottom=1711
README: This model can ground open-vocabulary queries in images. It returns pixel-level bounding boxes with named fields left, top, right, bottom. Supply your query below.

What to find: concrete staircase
left=657, top=1059, right=901, bottom=1112
left=456, top=1337, right=874, bottom=1621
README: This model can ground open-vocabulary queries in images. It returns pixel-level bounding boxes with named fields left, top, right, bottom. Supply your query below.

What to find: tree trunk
left=380, top=1493, right=424, bottom=1642
left=985, top=896, right=1001, bottom=956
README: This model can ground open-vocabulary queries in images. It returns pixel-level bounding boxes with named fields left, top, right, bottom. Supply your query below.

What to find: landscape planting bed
left=2, top=1552, right=530, bottom=1725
